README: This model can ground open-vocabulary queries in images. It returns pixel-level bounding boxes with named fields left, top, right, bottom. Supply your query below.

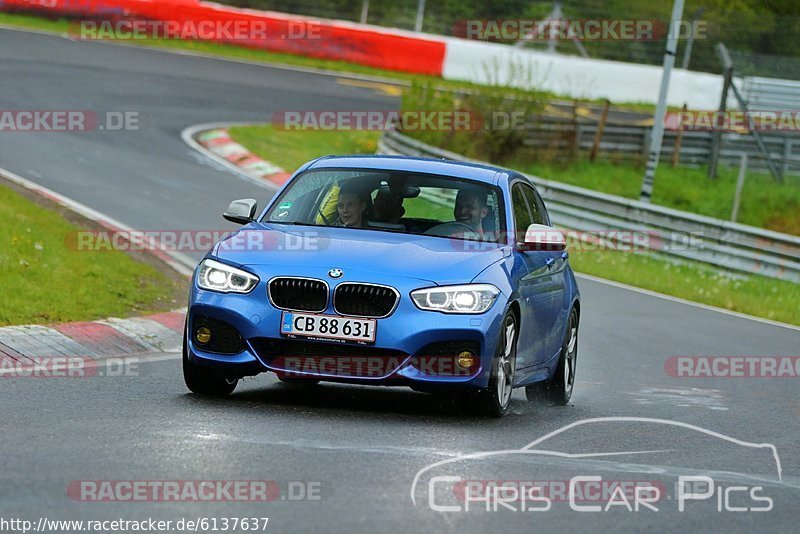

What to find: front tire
left=478, top=311, right=518, bottom=418
left=183, top=325, right=238, bottom=397
left=526, top=307, right=578, bottom=405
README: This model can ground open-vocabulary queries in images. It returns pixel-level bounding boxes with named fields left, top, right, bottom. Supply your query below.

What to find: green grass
left=568, top=244, right=800, bottom=325
left=228, top=124, right=800, bottom=325
left=228, top=124, right=380, bottom=171
left=518, top=158, right=800, bottom=235
left=0, top=183, right=183, bottom=326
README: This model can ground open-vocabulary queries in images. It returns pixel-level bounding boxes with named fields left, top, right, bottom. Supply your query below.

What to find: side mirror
left=223, top=198, right=258, bottom=225
left=520, top=224, right=566, bottom=251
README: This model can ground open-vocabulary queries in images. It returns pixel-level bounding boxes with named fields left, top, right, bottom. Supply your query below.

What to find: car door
left=512, top=181, right=566, bottom=368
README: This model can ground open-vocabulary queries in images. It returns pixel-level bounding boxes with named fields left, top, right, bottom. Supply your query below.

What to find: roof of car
left=305, top=155, right=513, bottom=185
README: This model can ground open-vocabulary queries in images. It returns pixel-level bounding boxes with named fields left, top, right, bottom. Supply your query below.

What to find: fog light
left=456, top=350, right=477, bottom=369
left=195, top=326, right=212, bottom=345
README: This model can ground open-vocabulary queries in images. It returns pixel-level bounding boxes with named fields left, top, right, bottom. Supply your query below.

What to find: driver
left=333, top=184, right=369, bottom=227
left=454, top=187, right=489, bottom=235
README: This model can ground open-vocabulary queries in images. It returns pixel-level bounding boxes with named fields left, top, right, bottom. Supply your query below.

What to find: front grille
left=251, top=338, right=408, bottom=378
left=192, top=316, right=246, bottom=354
left=269, top=277, right=328, bottom=312
left=333, top=283, right=399, bottom=318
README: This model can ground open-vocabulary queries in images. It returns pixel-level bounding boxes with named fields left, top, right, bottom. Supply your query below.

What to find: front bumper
left=186, top=281, right=507, bottom=390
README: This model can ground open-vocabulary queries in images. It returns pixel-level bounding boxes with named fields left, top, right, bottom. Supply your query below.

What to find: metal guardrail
left=378, top=129, right=800, bottom=283
left=742, top=76, right=800, bottom=112
left=521, top=115, right=800, bottom=174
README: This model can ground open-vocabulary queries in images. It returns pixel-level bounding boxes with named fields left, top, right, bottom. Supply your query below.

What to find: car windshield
left=263, top=169, right=505, bottom=242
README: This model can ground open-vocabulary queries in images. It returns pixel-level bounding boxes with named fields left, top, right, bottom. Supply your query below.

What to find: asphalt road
left=1, top=27, right=799, bottom=533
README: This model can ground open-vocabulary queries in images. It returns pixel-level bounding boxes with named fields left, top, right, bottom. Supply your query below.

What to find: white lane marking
left=0, top=325, right=99, bottom=358
left=626, top=385, right=728, bottom=411
left=99, top=318, right=182, bottom=353
left=575, top=272, right=800, bottom=332
left=0, top=166, right=195, bottom=276
left=180, top=123, right=279, bottom=191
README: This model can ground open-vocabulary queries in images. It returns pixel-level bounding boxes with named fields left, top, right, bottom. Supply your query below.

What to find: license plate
left=280, top=312, right=377, bottom=343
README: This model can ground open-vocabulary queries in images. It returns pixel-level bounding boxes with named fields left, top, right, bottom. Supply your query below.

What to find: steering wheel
left=424, top=221, right=479, bottom=237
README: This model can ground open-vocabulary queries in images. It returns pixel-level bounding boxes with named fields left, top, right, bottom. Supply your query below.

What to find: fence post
left=731, top=153, right=748, bottom=223
left=782, top=137, right=793, bottom=177
left=571, top=99, right=579, bottom=159
left=589, top=99, right=610, bottom=162
left=414, top=0, right=426, bottom=32
left=708, top=44, right=734, bottom=179
left=672, top=103, right=687, bottom=167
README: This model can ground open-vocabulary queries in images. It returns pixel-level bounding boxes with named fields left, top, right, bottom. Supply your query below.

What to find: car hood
left=212, top=223, right=509, bottom=285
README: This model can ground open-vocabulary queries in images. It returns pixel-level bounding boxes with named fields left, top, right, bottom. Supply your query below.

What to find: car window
left=263, top=169, right=505, bottom=242
left=511, top=183, right=534, bottom=239
left=520, top=183, right=546, bottom=225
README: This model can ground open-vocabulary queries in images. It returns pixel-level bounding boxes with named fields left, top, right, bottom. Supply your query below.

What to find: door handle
left=545, top=258, right=555, bottom=268
left=561, top=251, right=569, bottom=260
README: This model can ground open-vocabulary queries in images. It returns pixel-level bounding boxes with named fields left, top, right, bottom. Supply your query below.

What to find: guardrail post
left=782, top=138, right=793, bottom=177
left=589, top=99, right=610, bottom=162
left=571, top=99, right=579, bottom=159
left=731, top=153, right=748, bottom=223
left=671, top=103, right=687, bottom=167
left=708, top=44, right=734, bottom=179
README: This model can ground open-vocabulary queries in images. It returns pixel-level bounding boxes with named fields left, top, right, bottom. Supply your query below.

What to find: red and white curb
left=0, top=310, right=186, bottom=369
left=182, top=123, right=290, bottom=188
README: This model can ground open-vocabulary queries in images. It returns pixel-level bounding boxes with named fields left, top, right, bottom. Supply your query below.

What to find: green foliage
left=401, top=64, right=547, bottom=164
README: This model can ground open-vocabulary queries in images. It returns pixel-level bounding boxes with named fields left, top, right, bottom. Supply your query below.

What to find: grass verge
left=0, top=179, right=186, bottom=326
left=227, top=124, right=800, bottom=325
left=518, top=158, right=800, bottom=235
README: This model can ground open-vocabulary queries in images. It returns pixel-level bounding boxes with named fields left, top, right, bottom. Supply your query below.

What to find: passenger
left=454, top=187, right=489, bottom=235
left=372, top=187, right=405, bottom=224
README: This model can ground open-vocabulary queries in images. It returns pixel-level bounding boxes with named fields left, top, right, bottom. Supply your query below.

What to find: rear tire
left=183, top=324, right=238, bottom=397
left=526, top=307, right=578, bottom=406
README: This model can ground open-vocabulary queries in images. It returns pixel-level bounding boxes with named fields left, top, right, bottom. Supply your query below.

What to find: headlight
left=197, top=259, right=259, bottom=293
left=411, top=284, right=500, bottom=314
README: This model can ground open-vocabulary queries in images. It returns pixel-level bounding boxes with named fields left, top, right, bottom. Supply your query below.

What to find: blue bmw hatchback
left=184, top=155, right=580, bottom=417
